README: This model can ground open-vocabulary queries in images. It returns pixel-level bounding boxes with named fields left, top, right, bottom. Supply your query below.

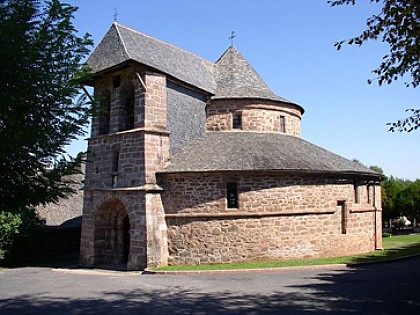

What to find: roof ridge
left=113, top=22, right=130, bottom=60
left=114, top=23, right=215, bottom=67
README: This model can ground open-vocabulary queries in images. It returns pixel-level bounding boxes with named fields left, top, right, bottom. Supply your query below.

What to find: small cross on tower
left=113, top=8, right=118, bottom=22
left=229, top=31, right=236, bottom=47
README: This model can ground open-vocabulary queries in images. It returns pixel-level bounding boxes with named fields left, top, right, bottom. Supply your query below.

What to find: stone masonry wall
left=85, top=132, right=145, bottom=188
left=92, top=69, right=145, bottom=137
left=81, top=67, right=171, bottom=269
left=207, top=99, right=302, bottom=137
left=79, top=189, right=147, bottom=270
left=161, top=172, right=382, bottom=265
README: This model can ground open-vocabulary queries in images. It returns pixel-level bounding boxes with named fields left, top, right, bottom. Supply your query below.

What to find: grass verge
left=151, top=234, right=420, bottom=272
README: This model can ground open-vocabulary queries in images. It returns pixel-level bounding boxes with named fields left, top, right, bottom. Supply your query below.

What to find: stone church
left=79, top=23, right=383, bottom=270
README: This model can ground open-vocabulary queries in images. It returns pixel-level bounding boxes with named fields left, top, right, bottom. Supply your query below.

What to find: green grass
left=151, top=234, right=420, bottom=272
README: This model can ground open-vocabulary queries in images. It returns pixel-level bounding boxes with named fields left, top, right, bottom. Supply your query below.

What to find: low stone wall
left=167, top=214, right=375, bottom=265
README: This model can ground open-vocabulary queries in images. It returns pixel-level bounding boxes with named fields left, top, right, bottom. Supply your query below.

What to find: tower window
left=232, top=112, right=242, bottom=129
left=99, top=90, right=111, bottom=135
left=280, top=115, right=286, bottom=133
left=227, top=182, right=238, bottom=208
left=124, top=93, right=134, bottom=130
left=113, top=75, right=121, bottom=89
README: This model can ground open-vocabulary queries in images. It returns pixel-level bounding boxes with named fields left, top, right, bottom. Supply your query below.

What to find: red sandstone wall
left=207, top=99, right=302, bottom=137
left=79, top=190, right=148, bottom=269
left=161, top=173, right=382, bottom=265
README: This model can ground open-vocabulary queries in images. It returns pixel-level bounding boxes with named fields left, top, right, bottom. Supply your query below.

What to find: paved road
left=1, top=257, right=420, bottom=314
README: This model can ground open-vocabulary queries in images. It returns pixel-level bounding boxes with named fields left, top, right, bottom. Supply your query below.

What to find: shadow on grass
left=347, top=242, right=420, bottom=265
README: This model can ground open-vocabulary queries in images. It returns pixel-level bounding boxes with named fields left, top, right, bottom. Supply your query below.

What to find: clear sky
left=65, top=0, right=419, bottom=180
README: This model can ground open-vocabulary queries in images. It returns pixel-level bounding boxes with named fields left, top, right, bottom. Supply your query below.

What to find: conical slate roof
left=87, top=23, right=298, bottom=105
left=160, top=132, right=381, bottom=178
left=213, top=46, right=293, bottom=103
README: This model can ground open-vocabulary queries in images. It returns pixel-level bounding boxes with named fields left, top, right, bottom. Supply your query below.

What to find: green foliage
left=0, top=208, right=45, bottom=262
left=0, top=0, right=93, bottom=212
left=369, top=165, right=384, bottom=175
left=381, top=176, right=420, bottom=222
left=329, top=0, right=419, bottom=132
left=388, top=108, right=420, bottom=132
left=0, top=212, right=21, bottom=260
left=329, top=0, right=419, bottom=87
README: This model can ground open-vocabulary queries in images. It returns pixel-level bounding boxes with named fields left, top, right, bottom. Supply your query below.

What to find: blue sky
left=65, top=0, right=419, bottom=180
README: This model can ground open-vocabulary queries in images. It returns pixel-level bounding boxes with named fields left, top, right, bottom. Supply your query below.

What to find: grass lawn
left=151, top=234, right=420, bottom=272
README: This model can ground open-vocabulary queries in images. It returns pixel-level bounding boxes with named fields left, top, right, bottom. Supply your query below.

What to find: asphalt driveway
left=1, top=256, right=420, bottom=314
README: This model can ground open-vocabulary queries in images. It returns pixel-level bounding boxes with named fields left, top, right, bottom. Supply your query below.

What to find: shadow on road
left=2, top=256, right=420, bottom=314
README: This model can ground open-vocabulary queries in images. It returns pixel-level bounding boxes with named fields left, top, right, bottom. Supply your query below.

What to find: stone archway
left=94, top=198, right=130, bottom=266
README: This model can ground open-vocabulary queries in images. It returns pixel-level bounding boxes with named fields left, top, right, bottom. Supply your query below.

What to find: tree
left=369, top=165, right=384, bottom=175
left=329, top=0, right=419, bottom=131
left=0, top=0, right=92, bottom=259
left=0, top=0, right=92, bottom=211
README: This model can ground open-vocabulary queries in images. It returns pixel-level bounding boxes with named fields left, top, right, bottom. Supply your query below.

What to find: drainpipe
left=373, top=180, right=380, bottom=250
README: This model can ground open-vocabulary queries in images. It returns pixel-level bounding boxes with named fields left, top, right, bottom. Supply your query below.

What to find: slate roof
left=88, top=23, right=299, bottom=106
left=87, top=23, right=216, bottom=93
left=159, top=132, right=380, bottom=177
left=214, top=46, right=294, bottom=104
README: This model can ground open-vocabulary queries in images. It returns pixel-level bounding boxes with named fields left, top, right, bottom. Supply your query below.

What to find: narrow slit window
left=354, top=182, right=360, bottom=204
left=232, top=112, right=242, bottom=129
left=227, top=182, right=238, bottom=208
left=367, top=184, right=375, bottom=205
left=338, top=201, right=347, bottom=234
left=112, top=151, right=119, bottom=173
left=280, top=115, right=286, bottom=133
left=111, top=151, right=119, bottom=188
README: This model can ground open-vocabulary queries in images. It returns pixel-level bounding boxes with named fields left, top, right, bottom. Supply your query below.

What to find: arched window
left=120, top=82, right=135, bottom=131
left=99, top=90, right=111, bottom=135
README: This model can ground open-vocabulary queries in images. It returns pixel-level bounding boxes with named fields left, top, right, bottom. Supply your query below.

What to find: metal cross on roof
left=229, top=31, right=236, bottom=47
left=113, top=8, right=118, bottom=22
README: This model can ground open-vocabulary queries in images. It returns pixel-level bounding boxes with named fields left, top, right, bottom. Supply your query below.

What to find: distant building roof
left=88, top=23, right=300, bottom=107
left=159, top=132, right=381, bottom=177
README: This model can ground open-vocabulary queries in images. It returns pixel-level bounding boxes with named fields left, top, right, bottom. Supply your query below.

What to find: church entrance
left=94, top=198, right=131, bottom=266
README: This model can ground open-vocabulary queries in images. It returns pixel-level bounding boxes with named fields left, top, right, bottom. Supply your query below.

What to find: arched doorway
left=94, top=198, right=130, bottom=266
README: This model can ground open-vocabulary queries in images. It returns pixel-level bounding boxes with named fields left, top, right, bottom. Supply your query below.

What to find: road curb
left=143, top=263, right=349, bottom=275
left=50, top=252, right=420, bottom=276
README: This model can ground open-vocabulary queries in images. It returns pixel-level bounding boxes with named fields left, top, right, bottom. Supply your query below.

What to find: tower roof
left=213, top=46, right=293, bottom=104
left=88, top=23, right=301, bottom=107
left=87, top=23, right=216, bottom=93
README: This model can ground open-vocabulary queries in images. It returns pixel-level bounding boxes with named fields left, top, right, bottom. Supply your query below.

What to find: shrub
left=0, top=212, right=22, bottom=260
left=0, top=208, right=45, bottom=264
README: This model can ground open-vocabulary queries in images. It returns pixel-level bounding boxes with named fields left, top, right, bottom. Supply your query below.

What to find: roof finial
left=229, top=31, right=236, bottom=47
left=113, top=8, right=118, bottom=22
